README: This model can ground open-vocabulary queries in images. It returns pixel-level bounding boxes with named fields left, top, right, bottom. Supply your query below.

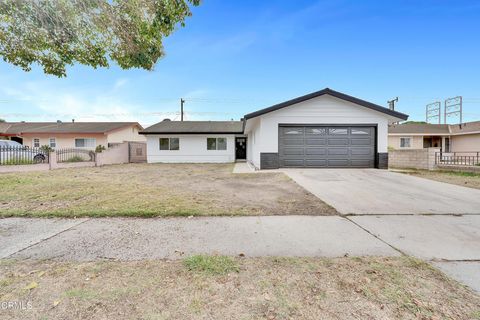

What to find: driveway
left=283, top=169, right=480, bottom=215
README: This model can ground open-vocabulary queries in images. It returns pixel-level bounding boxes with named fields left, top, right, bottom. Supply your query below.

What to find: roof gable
left=244, top=88, right=409, bottom=120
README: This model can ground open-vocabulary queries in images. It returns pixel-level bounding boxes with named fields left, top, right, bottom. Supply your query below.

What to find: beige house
left=0, top=121, right=145, bottom=149
left=388, top=121, right=480, bottom=153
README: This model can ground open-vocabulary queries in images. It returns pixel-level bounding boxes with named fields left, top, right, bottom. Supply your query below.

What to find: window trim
left=399, top=136, right=412, bottom=149
left=49, top=137, right=56, bottom=148
left=159, top=137, right=180, bottom=151
left=75, top=138, right=96, bottom=149
left=32, top=138, right=40, bottom=148
left=207, top=137, right=227, bottom=151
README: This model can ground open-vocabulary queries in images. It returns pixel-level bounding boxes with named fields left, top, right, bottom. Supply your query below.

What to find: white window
left=49, top=138, right=56, bottom=148
left=400, top=137, right=411, bottom=148
left=33, top=138, right=40, bottom=148
left=75, top=138, right=96, bottom=148
left=159, top=138, right=179, bottom=150
left=207, top=137, right=227, bottom=150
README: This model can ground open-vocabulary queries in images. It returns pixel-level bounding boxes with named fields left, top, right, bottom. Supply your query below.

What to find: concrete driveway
left=283, top=169, right=480, bottom=215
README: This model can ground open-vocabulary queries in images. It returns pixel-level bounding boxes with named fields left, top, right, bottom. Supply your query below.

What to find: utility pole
left=444, top=96, right=462, bottom=124
left=387, top=97, right=398, bottom=110
left=180, top=98, right=185, bottom=121
left=426, top=102, right=441, bottom=124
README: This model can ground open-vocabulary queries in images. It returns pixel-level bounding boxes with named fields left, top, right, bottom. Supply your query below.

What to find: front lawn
left=0, top=163, right=336, bottom=217
left=0, top=256, right=478, bottom=320
left=404, top=169, right=480, bottom=190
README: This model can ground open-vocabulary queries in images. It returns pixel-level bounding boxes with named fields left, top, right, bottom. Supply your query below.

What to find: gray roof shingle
left=0, top=122, right=142, bottom=134
left=141, top=121, right=243, bottom=134
left=389, top=123, right=450, bottom=134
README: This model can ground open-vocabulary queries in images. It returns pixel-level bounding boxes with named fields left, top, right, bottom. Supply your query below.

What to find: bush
left=39, top=145, right=53, bottom=153
left=65, top=155, right=85, bottom=162
left=95, top=145, right=106, bottom=153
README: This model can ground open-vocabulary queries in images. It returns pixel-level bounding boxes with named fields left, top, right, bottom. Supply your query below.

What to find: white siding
left=245, top=94, right=393, bottom=168
left=146, top=134, right=236, bottom=163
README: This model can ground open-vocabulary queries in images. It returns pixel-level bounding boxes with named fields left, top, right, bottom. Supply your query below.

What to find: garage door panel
left=305, top=159, right=327, bottom=167
left=328, top=138, right=349, bottom=146
left=328, top=159, right=349, bottom=167
left=283, top=159, right=305, bottom=167
left=305, top=148, right=327, bottom=155
left=350, top=138, right=372, bottom=146
left=283, top=148, right=304, bottom=155
left=283, top=138, right=304, bottom=145
left=350, top=148, right=372, bottom=156
left=279, top=125, right=375, bottom=168
left=305, top=138, right=326, bottom=145
left=328, top=148, right=349, bottom=155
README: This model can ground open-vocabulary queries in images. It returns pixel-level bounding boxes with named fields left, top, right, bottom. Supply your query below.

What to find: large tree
left=0, top=0, right=200, bottom=77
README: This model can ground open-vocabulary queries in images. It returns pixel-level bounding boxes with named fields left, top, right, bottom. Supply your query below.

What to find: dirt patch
left=0, top=163, right=336, bottom=217
left=405, top=170, right=480, bottom=190
left=0, top=256, right=478, bottom=320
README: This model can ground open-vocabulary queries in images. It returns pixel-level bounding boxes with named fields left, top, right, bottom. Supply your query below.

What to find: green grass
left=183, top=255, right=240, bottom=275
left=1, top=159, right=35, bottom=165
left=64, top=288, right=98, bottom=300
left=442, top=170, right=480, bottom=177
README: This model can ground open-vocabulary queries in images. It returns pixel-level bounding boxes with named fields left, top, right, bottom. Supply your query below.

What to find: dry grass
left=405, top=170, right=480, bottom=190
left=0, top=256, right=478, bottom=320
left=0, top=163, right=336, bottom=217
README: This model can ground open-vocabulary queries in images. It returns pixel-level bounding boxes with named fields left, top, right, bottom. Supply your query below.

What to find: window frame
left=207, top=137, right=227, bottom=151
left=75, top=138, right=96, bottom=149
left=32, top=138, right=40, bottom=148
left=400, top=137, right=412, bottom=149
left=49, top=137, right=56, bottom=148
left=159, top=137, right=179, bottom=151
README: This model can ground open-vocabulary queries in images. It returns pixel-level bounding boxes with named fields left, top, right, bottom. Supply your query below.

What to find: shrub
left=95, top=145, right=106, bottom=153
left=65, top=155, right=85, bottom=162
left=39, top=145, right=53, bottom=153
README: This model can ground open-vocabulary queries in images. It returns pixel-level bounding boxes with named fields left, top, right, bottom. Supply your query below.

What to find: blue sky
left=1, top=0, right=480, bottom=126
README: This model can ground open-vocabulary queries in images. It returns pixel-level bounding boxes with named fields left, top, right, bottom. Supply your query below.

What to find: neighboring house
left=388, top=121, right=480, bottom=152
left=141, top=88, right=408, bottom=169
left=0, top=121, right=145, bottom=149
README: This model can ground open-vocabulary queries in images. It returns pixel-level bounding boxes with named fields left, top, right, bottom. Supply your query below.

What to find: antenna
left=180, top=98, right=185, bottom=121
left=387, top=97, right=398, bottom=110
left=426, top=102, right=441, bottom=124
left=444, top=96, right=462, bottom=124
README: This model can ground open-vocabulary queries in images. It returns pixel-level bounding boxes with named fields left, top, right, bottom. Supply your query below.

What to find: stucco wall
left=245, top=95, right=394, bottom=168
left=388, top=136, right=424, bottom=150
left=96, top=142, right=129, bottom=166
left=107, top=126, right=146, bottom=144
left=21, top=133, right=107, bottom=149
left=146, top=134, right=236, bottom=163
left=451, top=134, right=480, bottom=152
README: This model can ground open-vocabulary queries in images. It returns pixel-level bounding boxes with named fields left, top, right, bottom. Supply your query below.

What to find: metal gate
left=128, top=142, right=147, bottom=163
left=278, top=125, right=375, bottom=168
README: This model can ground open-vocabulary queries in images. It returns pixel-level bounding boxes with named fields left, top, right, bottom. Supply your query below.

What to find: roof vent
left=163, top=118, right=171, bottom=122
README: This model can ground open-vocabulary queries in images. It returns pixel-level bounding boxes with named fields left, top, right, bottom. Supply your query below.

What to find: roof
left=244, top=88, right=409, bottom=120
left=388, top=123, right=450, bottom=134
left=140, top=121, right=244, bottom=134
left=449, top=121, right=480, bottom=134
left=389, top=121, right=480, bottom=135
left=0, top=122, right=142, bottom=135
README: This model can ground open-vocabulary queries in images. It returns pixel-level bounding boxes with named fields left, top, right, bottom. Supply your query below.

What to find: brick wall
left=388, top=148, right=439, bottom=170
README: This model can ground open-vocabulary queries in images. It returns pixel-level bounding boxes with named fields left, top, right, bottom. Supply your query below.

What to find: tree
left=0, top=118, right=5, bottom=122
left=0, top=0, right=200, bottom=77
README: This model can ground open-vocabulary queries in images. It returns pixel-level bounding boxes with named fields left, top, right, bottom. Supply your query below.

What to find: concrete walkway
left=1, top=215, right=479, bottom=292
left=1, top=216, right=398, bottom=261
left=283, top=169, right=480, bottom=215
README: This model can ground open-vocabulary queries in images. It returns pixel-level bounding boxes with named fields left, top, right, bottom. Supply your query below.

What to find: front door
left=235, top=137, right=247, bottom=160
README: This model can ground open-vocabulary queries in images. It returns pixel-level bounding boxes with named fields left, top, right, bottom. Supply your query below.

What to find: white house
left=141, top=88, right=408, bottom=169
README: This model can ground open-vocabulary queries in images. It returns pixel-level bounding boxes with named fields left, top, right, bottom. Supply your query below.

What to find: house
left=141, top=88, right=408, bottom=169
left=388, top=121, right=480, bottom=153
left=0, top=121, right=145, bottom=149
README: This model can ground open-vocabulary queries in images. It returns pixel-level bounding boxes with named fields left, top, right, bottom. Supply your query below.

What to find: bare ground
left=404, top=170, right=480, bottom=190
left=0, top=257, right=479, bottom=320
left=0, top=163, right=336, bottom=217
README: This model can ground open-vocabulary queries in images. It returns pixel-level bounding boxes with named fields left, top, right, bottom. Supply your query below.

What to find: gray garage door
left=278, top=125, right=375, bottom=168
